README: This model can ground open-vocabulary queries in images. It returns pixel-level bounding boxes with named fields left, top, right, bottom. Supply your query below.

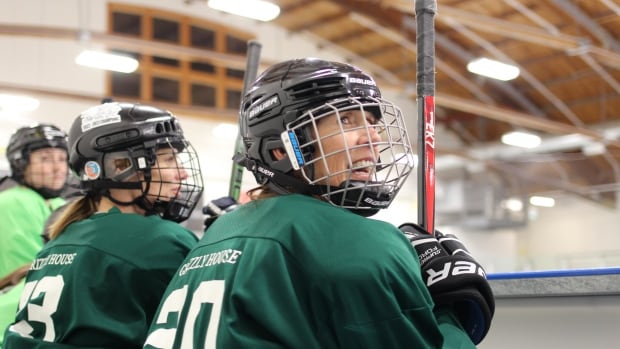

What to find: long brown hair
left=0, top=263, right=30, bottom=290
left=48, top=196, right=99, bottom=240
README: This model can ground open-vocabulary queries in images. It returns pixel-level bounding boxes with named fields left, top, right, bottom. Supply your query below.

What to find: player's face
left=312, top=109, right=381, bottom=187
left=24, top=147, right=68, bottom=191
left=145, top=147, right=188, bottom=202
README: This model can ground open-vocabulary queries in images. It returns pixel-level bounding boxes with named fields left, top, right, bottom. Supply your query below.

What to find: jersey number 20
left=144, top=280, right=225, bottom=349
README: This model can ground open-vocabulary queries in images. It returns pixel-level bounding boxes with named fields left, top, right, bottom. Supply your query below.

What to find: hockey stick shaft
left=415, top=0, right=437, bottom=235
left=228, top=40, right=262, bottom=200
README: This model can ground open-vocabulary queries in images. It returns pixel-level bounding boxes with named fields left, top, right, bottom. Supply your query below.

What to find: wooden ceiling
left=1, top=0, right=618, bottom=210
left=271, top=0, right=620, bottom=208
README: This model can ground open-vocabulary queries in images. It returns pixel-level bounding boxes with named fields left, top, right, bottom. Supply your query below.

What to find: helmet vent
left=289, top=77, right=344, bottom=100
left=156, top=121, right=175, bottom=134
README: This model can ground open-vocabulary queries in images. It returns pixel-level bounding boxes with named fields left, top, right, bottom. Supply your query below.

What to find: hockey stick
left=228, top=40, right=262, bottom=200
left=415, top=0, right=437, bottom=235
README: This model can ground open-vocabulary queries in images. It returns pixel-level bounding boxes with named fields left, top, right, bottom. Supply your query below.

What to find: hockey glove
left=203, top=196, right=239, bottom=231
left=399, top=222, right=495, bottom=344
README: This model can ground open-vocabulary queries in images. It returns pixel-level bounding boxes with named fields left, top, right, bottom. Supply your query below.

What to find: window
left=191, top=61, right=216, bottom=74
left=153, top=56, right=180, bottom=67
left=107, top=3, right=253, bottom=115
left=225, top=35, right=247, bottom=54
left=112, top=12, right=141, bottom=36
left=153, top=17, right=179, bottom=43
left=190, top=26, right=216, bottom=50
left=226, top=68, right=245, bottom=79
left=153, top=77, right=180, bottom=103
left=226, top=89, right=242, bottom=109
left=111, top=72, right=141, bottom=98
left=191, top=84, right=216, bottom=107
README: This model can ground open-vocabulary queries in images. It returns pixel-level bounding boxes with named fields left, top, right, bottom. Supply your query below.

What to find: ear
left=271, top=148, right=287, bottom=161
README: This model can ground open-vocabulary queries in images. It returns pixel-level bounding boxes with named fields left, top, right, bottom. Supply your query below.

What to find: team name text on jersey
left=30, top=253, right=77, bottom=270
left=178, top=249, right=243, bottom=276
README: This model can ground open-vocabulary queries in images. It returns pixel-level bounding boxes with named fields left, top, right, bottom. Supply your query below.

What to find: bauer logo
left=425, top=261, right=487, bottom=287
left=257, top=166, right=274, bottom=178
left=349, top=77, right=376, bottom=86
left=248, top=95, right=279, bottom=119
left=363, top=197, right=390, bottom=207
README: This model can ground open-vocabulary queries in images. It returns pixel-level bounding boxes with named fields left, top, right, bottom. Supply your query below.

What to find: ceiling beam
left=435, top=93, right=620, bottom=148
left=0, top=82, right=238, bottom=123
left=385, top=2, right=620, bottom=68
left=0, top=23, right=253, bottom=70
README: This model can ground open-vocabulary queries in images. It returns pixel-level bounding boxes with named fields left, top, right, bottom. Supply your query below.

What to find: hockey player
left=144, top=58, right=494, bottom=348
left=3, top=102, right=204, bottom=348
left=0, top=123, right=68, bottom=347
left=0, top=123, right=68, bottom=280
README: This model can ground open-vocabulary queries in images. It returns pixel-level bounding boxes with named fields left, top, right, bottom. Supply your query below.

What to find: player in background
left=0, top=124, right=69, bottom=280
left=144, top=58, right=494, bottom=348
left=2, top=102, right=204, bottom=349
left=0, top=124, right=68, bottom=347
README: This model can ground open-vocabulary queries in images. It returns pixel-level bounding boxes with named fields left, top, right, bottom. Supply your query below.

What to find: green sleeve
left=0, top=280, right=25, bottom=347
left=435, top=308, right=477, bottom=349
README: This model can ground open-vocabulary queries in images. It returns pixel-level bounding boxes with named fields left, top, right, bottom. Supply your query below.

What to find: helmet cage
left=281, top=96, right=414, bottom=214
left=141, top=139, right=203, bottom=222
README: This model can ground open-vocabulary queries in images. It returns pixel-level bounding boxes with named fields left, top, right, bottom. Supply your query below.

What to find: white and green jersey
left=2, top=207, right=198, bottom=349
left=144, top=194, right=475, bottom=349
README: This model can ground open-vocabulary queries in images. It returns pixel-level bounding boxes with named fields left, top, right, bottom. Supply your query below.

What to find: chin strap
left=36, top=185, right=67, bottom=199
left=17, top=179, right=66, bottom=200
left=235, top=155, right=321, bottom=196
left=80, top=177, right=159, bottom=216
left=236, top=156, right=389, bottom=216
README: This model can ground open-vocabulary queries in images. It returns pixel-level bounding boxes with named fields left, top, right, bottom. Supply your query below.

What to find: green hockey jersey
left=144, top=194, right=475, bottom=349
left=0, top=185, right=65, bottom=279
left=2, top=207, right=198, bottom=349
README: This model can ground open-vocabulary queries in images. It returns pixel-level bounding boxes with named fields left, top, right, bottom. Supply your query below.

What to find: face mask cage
left=145, top=139, right=204, bottom=222
left=22, top=148, right=70, bottom=199
left=99, top=138, right=203, bottom=222
left=281, top=96, right=415, bottom=213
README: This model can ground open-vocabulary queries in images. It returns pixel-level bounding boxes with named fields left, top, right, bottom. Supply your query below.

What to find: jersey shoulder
left=204, top=194, right=412, bottom=275
left=49, top=212, right=197, bottom=269
left=0, top=186, right=40, bottom=207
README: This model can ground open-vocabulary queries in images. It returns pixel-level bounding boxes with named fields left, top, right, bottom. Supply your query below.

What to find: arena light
left=501, top=198, right=523, bottom=212
left=501, top=131, right=541, bottom=149
left=529, top=196, right=555, bottom=208
left=467, top=57, right=520, bottom=81
left=207, top=0, right=280, bottom=21
left=75, top=50, right=139, bottom=73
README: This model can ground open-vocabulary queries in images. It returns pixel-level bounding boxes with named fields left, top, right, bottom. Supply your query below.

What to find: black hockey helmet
left=68, top=102, right=203, bottom=222
left=6, top=123, right=68, bottom=185
left=236, top=58, right=414, bottom=216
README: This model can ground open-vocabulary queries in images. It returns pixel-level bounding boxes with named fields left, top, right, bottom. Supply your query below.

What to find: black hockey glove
left=203, top=196, right=239, bottom=231
left=399, top=222, right=495, bottom=345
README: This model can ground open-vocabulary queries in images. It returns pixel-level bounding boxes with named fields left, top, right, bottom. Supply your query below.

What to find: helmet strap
left=238, top=156, right=390, bottom=217
left=19, top=180, right=66, bottom=200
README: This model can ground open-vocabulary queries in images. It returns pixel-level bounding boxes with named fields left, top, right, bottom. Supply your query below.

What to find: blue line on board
left=488, top=267, right=620, bottom=280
